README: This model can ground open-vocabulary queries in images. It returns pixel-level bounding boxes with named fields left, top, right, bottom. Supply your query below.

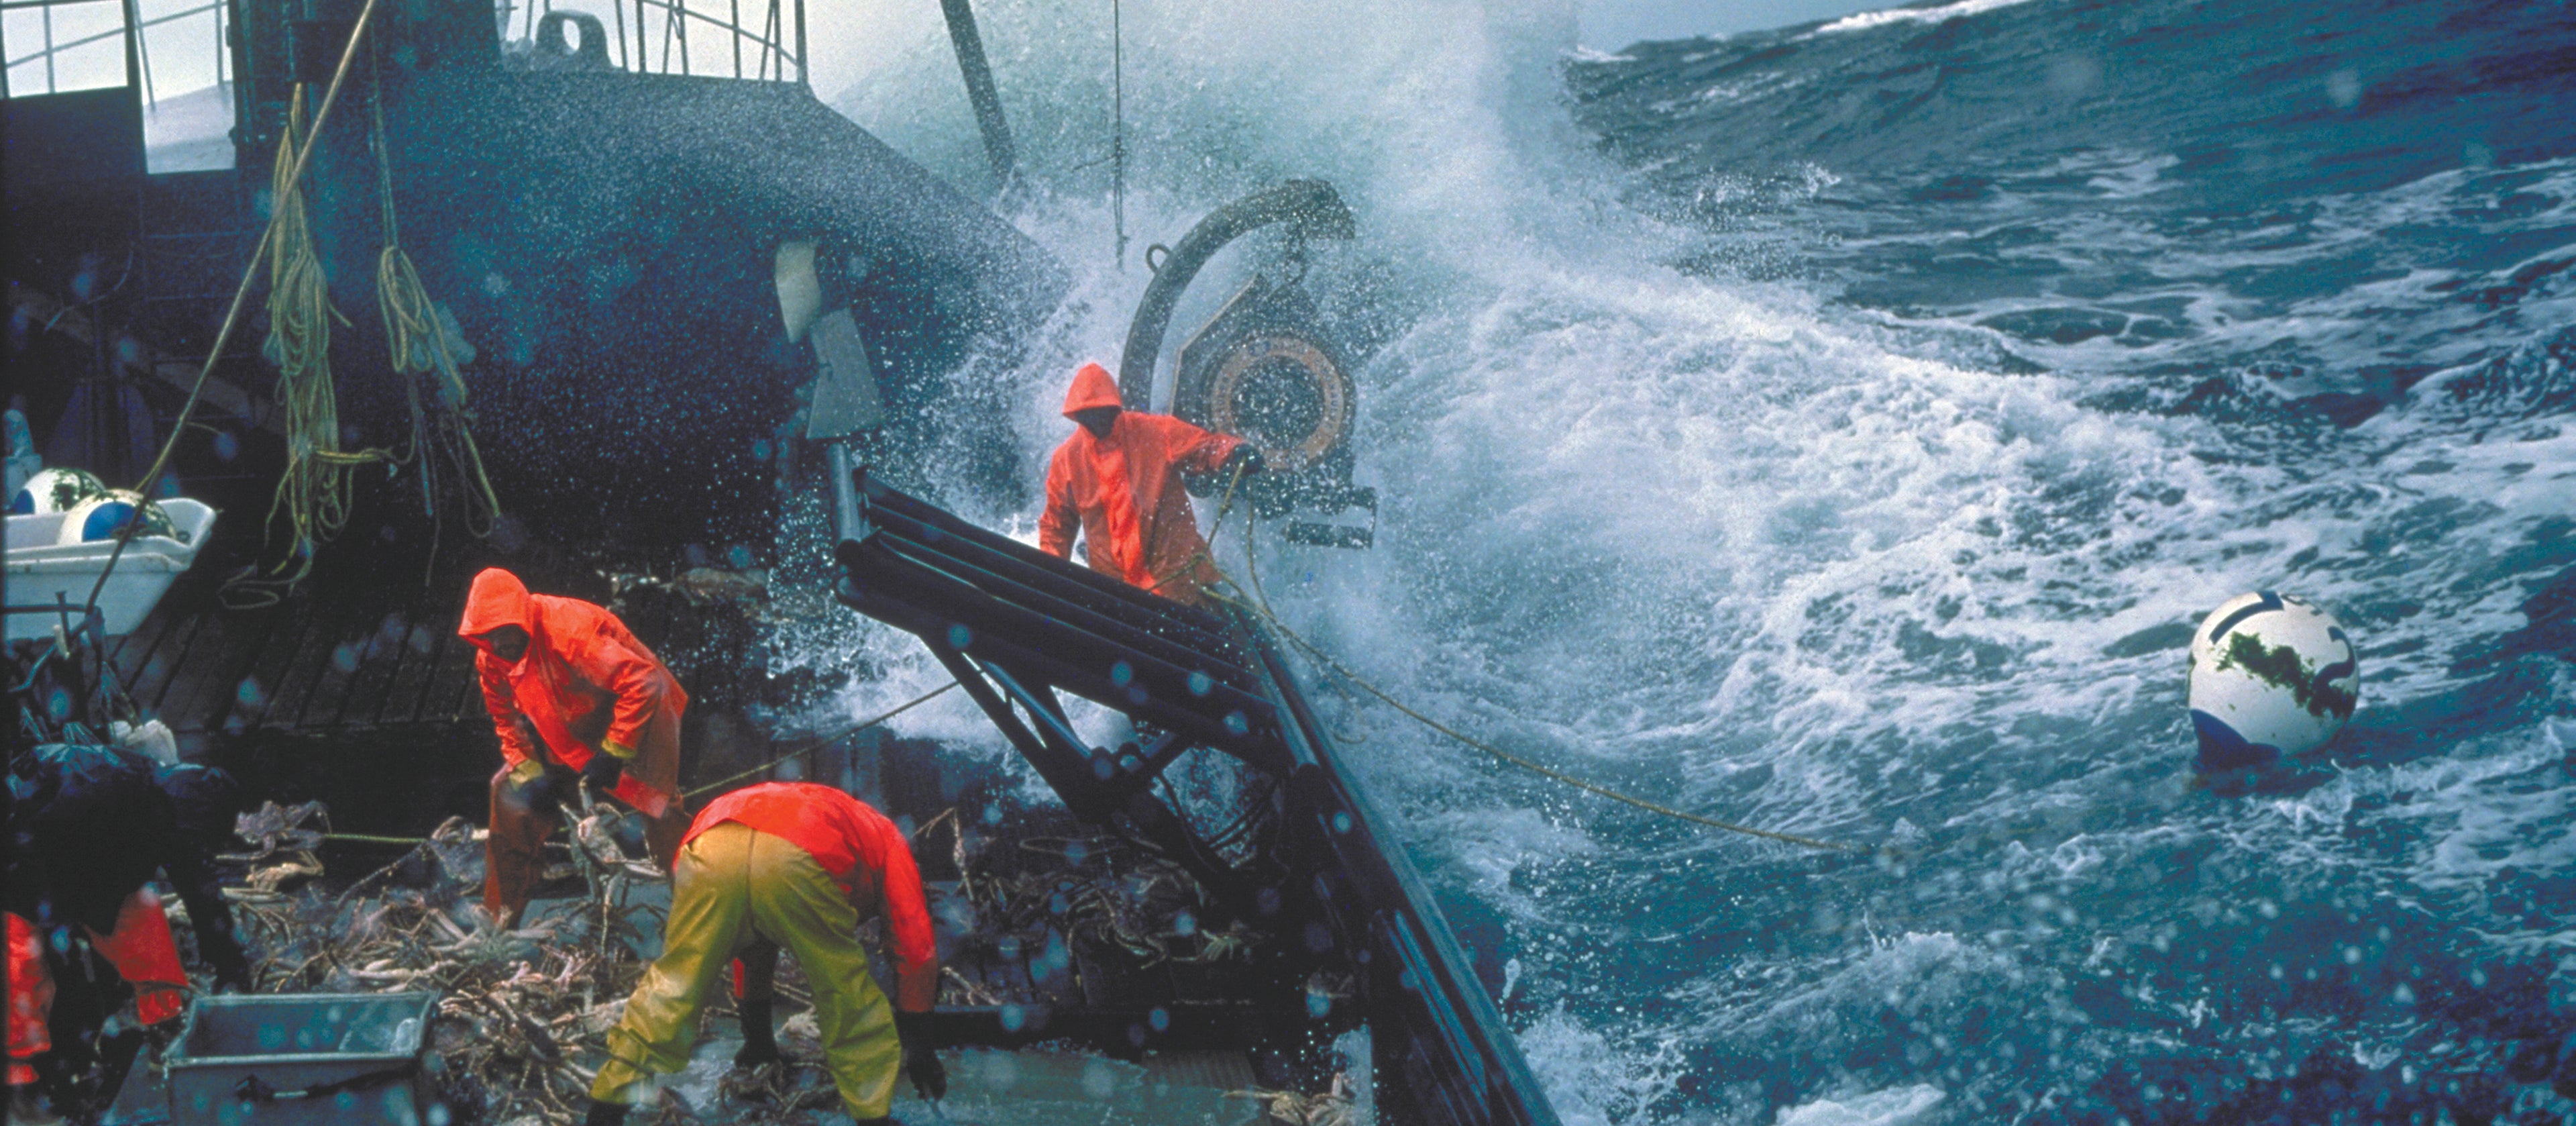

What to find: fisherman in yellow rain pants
left=582, top=782, right=945, bottom=1125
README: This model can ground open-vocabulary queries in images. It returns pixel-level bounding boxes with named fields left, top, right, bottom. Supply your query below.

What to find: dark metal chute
left=826, top=468, right=1562, bottom=1126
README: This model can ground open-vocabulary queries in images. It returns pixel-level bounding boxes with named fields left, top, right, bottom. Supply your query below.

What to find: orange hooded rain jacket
left=1039, top=362, right=1244, bottom=602
left=458, top=568, right=686, bottom=819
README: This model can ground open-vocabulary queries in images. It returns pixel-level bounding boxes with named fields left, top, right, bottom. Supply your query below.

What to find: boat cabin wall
left=189, top=60, right=1068, bottom=550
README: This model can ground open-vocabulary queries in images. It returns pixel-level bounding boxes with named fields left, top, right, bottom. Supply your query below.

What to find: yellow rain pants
left=589, top=822, right=901, bottom=1118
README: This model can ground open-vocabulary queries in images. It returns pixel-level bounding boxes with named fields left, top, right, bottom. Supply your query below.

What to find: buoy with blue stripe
left=2188, top=591, right=2359, bottom=771
left=57, top=489, right=182, bottom=545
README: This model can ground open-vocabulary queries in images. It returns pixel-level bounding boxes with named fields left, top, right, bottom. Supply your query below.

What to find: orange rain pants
left=6, top=890, right=189, bottom=1084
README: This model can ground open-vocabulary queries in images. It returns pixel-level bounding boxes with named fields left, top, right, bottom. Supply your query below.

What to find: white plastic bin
left=6, top=498, right=217, bottom=642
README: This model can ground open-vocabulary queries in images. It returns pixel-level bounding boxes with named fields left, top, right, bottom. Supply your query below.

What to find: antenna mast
left=1112, top=0, right=1127, bottom=268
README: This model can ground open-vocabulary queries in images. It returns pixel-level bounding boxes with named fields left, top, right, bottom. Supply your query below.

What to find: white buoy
left=57, top=490, right=181, bottom=546
left=11, top=466, right=109, bottom=515
left=2188, top=592, right=2359, bottom=769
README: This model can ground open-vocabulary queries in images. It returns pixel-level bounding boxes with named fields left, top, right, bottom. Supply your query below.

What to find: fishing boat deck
left=85, top=530, right=762, bottom=744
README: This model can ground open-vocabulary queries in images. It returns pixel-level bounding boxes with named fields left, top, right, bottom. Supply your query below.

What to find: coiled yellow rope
left=227, top=86, right=393, bottom=608
left=223, top=75, right=504, bottom=605
left=371, top=74, right=500, bottom=577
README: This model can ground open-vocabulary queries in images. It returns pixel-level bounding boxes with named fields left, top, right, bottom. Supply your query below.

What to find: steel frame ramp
left=828, top=466, right=1560, bottom=1126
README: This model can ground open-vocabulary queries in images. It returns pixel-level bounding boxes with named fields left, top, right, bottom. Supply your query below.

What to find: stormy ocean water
left=788, top=0, right=2576, bottom=1122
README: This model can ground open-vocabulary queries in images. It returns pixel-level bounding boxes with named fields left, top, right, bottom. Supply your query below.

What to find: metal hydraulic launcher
left=1120, top=181, right=1381, bottom=549
left=824, top=468, right=1560, bottom=1126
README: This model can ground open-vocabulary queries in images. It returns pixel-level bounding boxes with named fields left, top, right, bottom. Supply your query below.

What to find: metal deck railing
left=504, top=0, right=804, bottom=83
left=3, top=0, right=805, bottom=103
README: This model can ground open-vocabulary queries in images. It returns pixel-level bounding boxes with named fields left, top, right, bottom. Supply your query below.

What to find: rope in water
left=1213, top=505, right=1868, bottom=855
left=78, top=0, right=388, bottom=619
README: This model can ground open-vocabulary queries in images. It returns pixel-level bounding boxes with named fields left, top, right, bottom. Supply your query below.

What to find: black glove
left=732, top=998, right=781, bottom=1069
left=581, top=751, right=626, bottom=795
left=894, top=1011, right=947, bottom=1102
left=1226, top=445, right=1266, bottom=475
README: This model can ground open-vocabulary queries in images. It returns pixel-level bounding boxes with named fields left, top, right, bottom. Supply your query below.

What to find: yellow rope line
left=1216, top=511, right=1866, bottom=854
left=1140, top=458, right=1250, bottom=597
left=682, top=682, right=957, bottom=801
left=372, top=72, right=501, bottom=577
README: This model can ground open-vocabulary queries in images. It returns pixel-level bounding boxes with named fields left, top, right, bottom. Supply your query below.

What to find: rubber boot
left=733, top=998, right=780, bottom=1068
left=582, top=1098, right=630, bottom=1126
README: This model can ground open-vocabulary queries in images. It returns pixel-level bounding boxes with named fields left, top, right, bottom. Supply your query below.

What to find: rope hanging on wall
left=370, top=70, right=500, bottom=578
left=229, top=84, right=393, bottom=607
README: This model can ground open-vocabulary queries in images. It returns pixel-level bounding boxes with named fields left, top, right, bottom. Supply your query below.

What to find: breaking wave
left=790, top=0, right=2576, bottom=1120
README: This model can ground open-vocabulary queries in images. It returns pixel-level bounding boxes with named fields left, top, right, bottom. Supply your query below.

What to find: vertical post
left=727, top=0, right=738, bottom=76
left=123, top=0, right=157, bottom=107
left=45, top=5, right=58, bottom=93
left=635, top=0, right=647, bottom=72
left=827, top=443, right=863, bottom=548
left=759, top=0, right=776, bottom=80
left=938, top=0, right=1016, bottom=191
left=792, top=0, right=804, bottom=85
left=1111, top=0, right=1124, bottom=265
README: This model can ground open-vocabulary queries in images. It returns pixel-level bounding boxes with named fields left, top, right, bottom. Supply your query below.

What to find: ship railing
left=501, top=0, right=804, bottom=84
left=3, top=0, right=807, bottom=102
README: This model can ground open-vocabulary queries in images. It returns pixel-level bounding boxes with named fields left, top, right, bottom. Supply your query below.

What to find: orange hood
left=458, top=567, right=533, bottom=652
left=1061, top=362, right=1124, bottom=417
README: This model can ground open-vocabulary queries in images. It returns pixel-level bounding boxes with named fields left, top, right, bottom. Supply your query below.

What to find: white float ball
left=11, top=466, right=108, bottom=515
left=58, top=491, right=180, bottom=545
left=2188, top=591, right=2359, bottom=768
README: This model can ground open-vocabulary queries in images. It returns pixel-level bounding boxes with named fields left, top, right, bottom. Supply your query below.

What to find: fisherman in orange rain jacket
left=1040, top=362, right=1263, bottom=605
left=457, top=568, right=694, bottom=927
left=580, top=782, right=943, bottom=1126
